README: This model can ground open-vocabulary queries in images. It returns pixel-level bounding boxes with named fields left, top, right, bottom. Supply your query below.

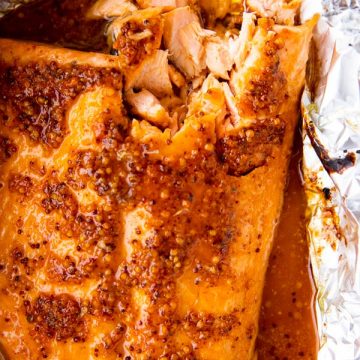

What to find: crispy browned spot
left=24, top=293, right=86, bottom=341
left=0, top=136, right=17, bottom=164
left=41, top=179, right=78, bottom=218
left=8, top=174, right=34, bottom=196
left=216, top=119, right=285, bottom=176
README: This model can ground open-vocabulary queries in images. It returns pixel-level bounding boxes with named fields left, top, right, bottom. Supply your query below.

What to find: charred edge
left=306, top=121, right=355, bottom=174
left=322, top=187, right=331, bottom=200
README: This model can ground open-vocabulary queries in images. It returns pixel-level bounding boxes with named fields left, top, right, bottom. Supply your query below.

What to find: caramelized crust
left=24, top=293, right=85, bottom=342
left=0, top=135, right=17, bottom=164
left=0, top=61, right=122, bottom=148
left=216, top=118, right=285, bottom=176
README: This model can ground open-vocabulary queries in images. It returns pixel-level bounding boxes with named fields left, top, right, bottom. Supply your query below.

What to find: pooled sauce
left=0, top=1, right=318, bottom=358
left=257, top=133, right=318, bottom=359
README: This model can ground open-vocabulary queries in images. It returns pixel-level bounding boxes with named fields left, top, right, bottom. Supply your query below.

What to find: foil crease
left=301, top=0, right=360, bottom=359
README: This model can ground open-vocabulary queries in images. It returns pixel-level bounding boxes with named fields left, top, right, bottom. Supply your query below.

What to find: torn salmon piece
left=246, top=0, right=302, bottom=25
left=168, top=64, right=186, bottom=88
left=86, top=0, right=137, bottom=20
left=221, top=82, right=243, bottom=132
left=130, top=111, right=217, bottom=160
left=107, top=7, right=166, bottom=66
left=125, top=49, right=173, bottom=96
left=205, top=37, right=233, bottom=79
left=187, top=74, right=227, bottom=127
left=126, top=89, right=172, bottom=128
left=232, top=12, right=257, bottom=69
left=159, top=95, right=187, bottom=129
left=163, top=6, right=214, bottom=78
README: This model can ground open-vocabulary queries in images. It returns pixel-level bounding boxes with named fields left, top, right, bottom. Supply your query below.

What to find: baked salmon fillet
left=0, top=3, right=317, bottom=359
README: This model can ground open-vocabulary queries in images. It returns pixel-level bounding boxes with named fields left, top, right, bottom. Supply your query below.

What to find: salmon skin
left=0, top=2, right=317, bottom=359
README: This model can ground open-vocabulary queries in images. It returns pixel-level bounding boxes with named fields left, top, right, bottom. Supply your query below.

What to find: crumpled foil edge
left=301, top=0, right=360, bottom=359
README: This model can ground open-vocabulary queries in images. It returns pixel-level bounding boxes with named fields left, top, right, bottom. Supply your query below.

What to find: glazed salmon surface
left=0, top=2, right=317, bottom=359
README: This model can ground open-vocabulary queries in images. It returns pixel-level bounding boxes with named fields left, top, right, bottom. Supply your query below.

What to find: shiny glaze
left=0, top=1, right=317, bottom=359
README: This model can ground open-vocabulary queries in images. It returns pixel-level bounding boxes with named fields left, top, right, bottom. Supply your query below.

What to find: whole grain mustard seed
left=245, top=129, right=255, bottom=139
left=170, top=249, right=178, bottom=256
left=160, top=189, right=169, bottom=199
left=161, top=210, right=170, bottom=218
left=209, top=229, right=217, bottom=237
left=204, top=143, right=214, bottom=152
left=175, top=237, right=185, bottom=245
left=179, top=158, right=186, bottom=167
left=102, top=222, right=111, bottom=230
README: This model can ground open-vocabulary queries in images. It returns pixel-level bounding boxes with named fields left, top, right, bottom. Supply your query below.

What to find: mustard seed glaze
left=0, top=56, right=241, bottom=357
left=0, top=1, right=317, bottom=359
left=0, top=62, right=122, bottom=147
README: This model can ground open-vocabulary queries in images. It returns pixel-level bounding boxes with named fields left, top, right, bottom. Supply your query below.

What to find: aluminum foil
left=301, top=0, right=360, bottom=358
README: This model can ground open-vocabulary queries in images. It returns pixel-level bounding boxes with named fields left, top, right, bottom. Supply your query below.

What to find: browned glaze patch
left=0, top=0, right=108, bottom=52
left=0, top=135, right=17, bottom=164
left=216, top=118, right=285, bottom=175
left=257, top=139, right=318, bottom=359
left=0, top=62, right=122, bottom=147
left=24, top=293, right=86, bottom=341
left=8, top=174, right=34, bottom=197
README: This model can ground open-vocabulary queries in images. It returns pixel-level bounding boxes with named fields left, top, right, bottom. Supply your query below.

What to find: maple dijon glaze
left=0, top=8, right=317, bottom=360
